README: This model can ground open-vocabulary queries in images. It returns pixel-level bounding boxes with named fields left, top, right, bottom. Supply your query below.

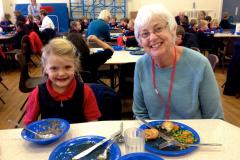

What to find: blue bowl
left=112, top=45, right=123, bottom=51
left=21, top=118, right=70, bottom=145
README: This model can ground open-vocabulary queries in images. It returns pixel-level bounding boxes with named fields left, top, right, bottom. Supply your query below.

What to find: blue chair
left=88, top=83, right=122, bottom=120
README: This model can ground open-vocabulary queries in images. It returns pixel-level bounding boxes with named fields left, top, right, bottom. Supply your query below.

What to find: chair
left=21, top=35, right=37, bottom=67
left=190, top=47, right=201, bottom=52
left=88, top=83, right=122, bottom=120
left=15, top=52, right=47, bottom=124
left=41, top=28, right=56, bottom=45
left=207, top=54, right=219, bottom=71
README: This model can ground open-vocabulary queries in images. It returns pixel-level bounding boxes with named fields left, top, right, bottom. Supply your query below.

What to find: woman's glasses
left=139, top=23, right=168, bottom=39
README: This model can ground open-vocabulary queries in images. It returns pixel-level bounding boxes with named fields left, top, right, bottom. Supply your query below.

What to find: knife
left=72, top=129, right=121, bottom=160
left=158, top=141, right=222, bottom=149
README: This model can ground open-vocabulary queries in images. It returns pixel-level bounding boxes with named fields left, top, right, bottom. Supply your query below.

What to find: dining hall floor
left=0, top=61, right=240, bottom=130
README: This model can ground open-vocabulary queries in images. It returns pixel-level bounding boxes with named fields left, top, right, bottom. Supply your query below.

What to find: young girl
left=23, top=38, right=101, bottom=125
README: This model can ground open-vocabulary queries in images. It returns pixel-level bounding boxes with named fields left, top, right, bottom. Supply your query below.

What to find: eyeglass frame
left=138, top=22, right=169, bottom=39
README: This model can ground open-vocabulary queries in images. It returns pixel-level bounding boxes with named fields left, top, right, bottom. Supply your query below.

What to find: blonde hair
left=210, top=19, right=219, bottom=28
left=134, top=3, right=177, bottom=44
left=98, top=10, right=111, bottom=22
left=198, top=20, right=208, bottom=30
left=41, top=38, right=80, bottom=75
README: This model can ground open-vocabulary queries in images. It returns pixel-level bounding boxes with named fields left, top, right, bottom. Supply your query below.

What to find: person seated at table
left=198, top=20, right=209, bottom=32
left=33, top=15, right=41, bottom=26
left=209, top=19, right=220, bottom=31
left=25, top=14, right=41, bottom=37
left=12, top=22, right=26, bottom=49
left=122, top=19, right=138, bottom=47
left=109, top=16, right=118, bottom=29
left=119, top=17, right=129, bottom=30
left=0, top=13, right=14, bottom=32
left=23, top=38, right=101, bottom=125
left=69, top=20, right=82, bottom=33
left=219, top=12, right=232, bottom=29
left=67, top=33, right=113, bottom=82
left=132, top=3, right=224, bottom=120
left=175, top=11, right=189, bottom=30
left=0, top=13, right=13, bottom=26
left=14, top=10, right=26, bottom=24
left=25, top=24, right=43, bottom=56
left=175, top=25, right=185, bottom=46
left=39, top=9, right=55, bottom=32
left=187, top=18, right=198, bottom=33
left=86, top=10, right=111, bottom=41
left=80, top=16, right=89, bottom=31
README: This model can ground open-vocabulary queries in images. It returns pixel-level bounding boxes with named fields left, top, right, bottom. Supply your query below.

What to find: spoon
left=8, top=120, right=55, bottom=139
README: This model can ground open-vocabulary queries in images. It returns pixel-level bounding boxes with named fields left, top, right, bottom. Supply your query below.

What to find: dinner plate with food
left=139, top=121, right=200, bottom=156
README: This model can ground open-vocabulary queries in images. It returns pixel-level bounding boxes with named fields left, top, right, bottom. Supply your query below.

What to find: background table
left=0, top=119, right=240, bottom=160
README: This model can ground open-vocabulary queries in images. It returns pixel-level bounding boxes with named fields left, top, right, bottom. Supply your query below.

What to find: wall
left=128, top=0, right=223, bottom=20
left=4, top=0, right=223, bottom=21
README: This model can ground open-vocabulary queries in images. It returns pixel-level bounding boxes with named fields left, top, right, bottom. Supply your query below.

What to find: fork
left=116, top=122, right=124, bottom=143
left=97, top=137, right=117, bottom=160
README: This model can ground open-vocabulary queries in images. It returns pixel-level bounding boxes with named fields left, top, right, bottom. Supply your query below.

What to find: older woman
left=132, top=4, right=224, bottom=120
left=86, top=10, right=111, bottom=41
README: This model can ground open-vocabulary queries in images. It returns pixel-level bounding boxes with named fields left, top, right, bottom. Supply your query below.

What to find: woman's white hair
left=134, top=3, right=177, bottom=44
left=98, top=9, right=111, bottom=22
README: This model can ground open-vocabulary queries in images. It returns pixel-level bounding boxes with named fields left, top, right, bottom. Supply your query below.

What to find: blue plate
left=120, top=152, right=163, bottom=160
left=112, top=45, right=123, bottom=51
left=129, top=50, right=145, bottom=55
left=139, top=121, right=200, bottom=156
left=49, top=135, right=121, bottom=160
left=21, top=118, right=70, bottom=145
left=125, top=47, right=141, bottom=51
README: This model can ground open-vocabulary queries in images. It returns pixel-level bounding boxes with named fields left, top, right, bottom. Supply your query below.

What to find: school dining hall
left=0, top=0, right=240, bottom=159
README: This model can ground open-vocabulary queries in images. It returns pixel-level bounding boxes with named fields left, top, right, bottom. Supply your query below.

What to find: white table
left=214, top=32, right=240, bottom=38
left=0, top=119, right=240, bottom=160
left=91, top=48, right=143, bottom=88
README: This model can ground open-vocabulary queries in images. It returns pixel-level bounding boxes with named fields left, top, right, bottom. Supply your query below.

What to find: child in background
left=175, top=25, right=185, bottom=46
left=122, top=19, right=138, bottom=47
left=12, top=22, right=26, bottom=49
left=23, top=38, right=101, bottom=125
left=80, top=16, right=89, bottom=32
left=69, top=20, right=82, bottom=33
left=210, top=19, right=220, bottom=31
left=119, top=17, right=129, bottom=30
left=109, top=16, right=118, bottom=29
left=198, top=20, right=209, bottom=32
left=0, top=13, right=14, bottom=32
left=188, top=19, right=198, bottom=33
